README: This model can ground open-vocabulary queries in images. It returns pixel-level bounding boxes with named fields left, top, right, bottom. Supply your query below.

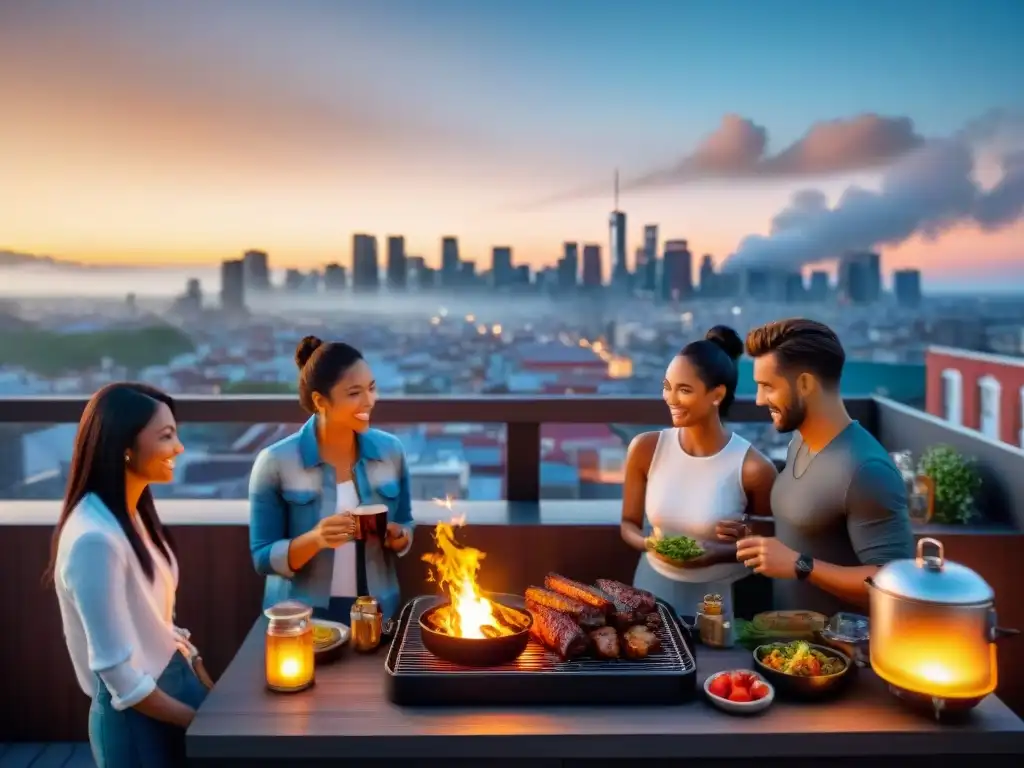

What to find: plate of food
left=313, top=618, right=350, bottom=663
left=753, top=640, right=852, bottom=700
left=648, top=534, right=704, bottom=568
left=704, top=669, right=774, bottom=715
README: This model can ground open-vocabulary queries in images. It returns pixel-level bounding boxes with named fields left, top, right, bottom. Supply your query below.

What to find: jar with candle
left=264, top=600, right=315, bottom=693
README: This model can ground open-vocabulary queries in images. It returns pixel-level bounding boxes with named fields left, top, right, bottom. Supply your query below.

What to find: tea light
left=264, top=600, right=315, bottom=693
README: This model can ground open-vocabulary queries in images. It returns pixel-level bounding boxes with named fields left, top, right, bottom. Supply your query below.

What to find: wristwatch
left=795, top=554, right=814, bottom=581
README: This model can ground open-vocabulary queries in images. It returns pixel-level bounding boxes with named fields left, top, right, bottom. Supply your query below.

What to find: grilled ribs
left=589, top=626, right=620, bottom=659
left=623, top=624, right=661, bottom=659
left=525, top=586, right=606, bottom=630
left=595, top=579, right=657, bottom=615
left=526, top=601, right=589, bottom=659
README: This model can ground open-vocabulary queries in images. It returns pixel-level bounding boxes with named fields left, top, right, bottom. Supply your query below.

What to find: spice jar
left=696, top=593, right=733, bottom=648
left=264, top=600, right=315, bottom=693
left=350, top=595, right=384, bottom=653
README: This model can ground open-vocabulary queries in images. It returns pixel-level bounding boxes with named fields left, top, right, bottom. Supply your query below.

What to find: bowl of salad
left=753, top=640, right=853, bottom=700
left=648, top=534, right=705, bottom=568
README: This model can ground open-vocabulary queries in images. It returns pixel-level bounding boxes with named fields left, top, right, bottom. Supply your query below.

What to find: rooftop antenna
left=614, top=169, right=619, bottom=211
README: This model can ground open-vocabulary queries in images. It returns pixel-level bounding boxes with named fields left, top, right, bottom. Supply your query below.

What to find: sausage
left=526, top=601, right=589, bottom=659
left=525, top=586, right=606, bottom=629
left=544, top=573, right=614, bottom=614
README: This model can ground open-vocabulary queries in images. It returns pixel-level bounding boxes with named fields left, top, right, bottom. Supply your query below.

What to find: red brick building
left=926, top=345, right=1024, bottom=446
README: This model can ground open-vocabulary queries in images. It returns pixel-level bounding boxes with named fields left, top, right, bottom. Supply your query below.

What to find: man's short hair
left=745, top=318, right=845, bottom=388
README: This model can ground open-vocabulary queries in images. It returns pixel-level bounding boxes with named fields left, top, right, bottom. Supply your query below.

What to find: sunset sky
left=1, top=0, right=1022, bottom=288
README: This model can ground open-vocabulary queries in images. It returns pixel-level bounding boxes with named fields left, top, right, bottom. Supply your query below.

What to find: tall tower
left=609, top=170, right=628, bottom=291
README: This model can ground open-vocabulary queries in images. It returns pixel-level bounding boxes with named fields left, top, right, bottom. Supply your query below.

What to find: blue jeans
left=89, top=652, right=208, bottom=768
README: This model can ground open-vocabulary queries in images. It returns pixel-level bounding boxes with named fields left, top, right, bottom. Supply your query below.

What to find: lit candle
left=264, top=601, right=315, bottom=693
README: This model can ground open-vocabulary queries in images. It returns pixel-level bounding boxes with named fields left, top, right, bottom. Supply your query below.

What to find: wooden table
left=187, top=619, right=1024, bottom=767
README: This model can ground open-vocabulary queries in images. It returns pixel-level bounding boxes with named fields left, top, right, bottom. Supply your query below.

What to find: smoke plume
left=522, top=113, right=923, bottom=208
left=722, top=110, right=1024, bottom=272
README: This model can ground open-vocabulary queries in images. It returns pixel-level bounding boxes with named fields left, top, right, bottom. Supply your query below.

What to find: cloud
left=721, top=110, right=1024, bottom=272
left=523, top=113, right=924, bottom=208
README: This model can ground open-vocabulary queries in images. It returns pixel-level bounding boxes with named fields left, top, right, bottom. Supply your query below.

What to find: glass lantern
left=264, top=600, right=315, bottom=693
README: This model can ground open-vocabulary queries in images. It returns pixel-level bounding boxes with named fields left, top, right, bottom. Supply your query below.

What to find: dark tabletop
left=187, top=618, right=1024, bottom=763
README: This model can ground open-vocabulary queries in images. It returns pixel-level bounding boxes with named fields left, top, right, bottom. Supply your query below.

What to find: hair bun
left=294, top=335, right=324, bottom=369
left=705, top=325, right=743, bottom=362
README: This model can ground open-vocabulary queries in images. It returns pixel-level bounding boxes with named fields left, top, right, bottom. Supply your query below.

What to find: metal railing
left=0, top=395, right=878, bottom=502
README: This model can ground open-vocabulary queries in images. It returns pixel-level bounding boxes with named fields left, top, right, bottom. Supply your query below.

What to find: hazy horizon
left=1, top=0, right=1022, bottom=290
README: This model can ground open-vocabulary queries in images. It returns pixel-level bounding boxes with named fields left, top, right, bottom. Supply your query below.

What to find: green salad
left=653, top=535, right=704, bottom=561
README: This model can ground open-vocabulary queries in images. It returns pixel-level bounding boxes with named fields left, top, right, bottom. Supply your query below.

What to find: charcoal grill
left=385, top=593, right=697, bottom=705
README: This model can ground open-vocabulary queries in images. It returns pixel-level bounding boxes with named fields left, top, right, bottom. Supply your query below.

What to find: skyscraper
left=839, top=252, right=882, bottom=304
left=220, top=258, right=245, bottom=312
left=558, top=242, right=579, bottom=291
left=699, top=254, right=715, bottom=297
left=582, top=244, right=603, bottom=288
left=609, top=171, right=628, bottom=291
left=441, top=237, right=460, bottom=288
left=243, top=250, right=270, bottom=291
left=386, top=236, right=407, bottom=290
left=324, top=263, right=347, bottom=291
left=352, top=234, right=379, bottom=292
left=661, top=240, right=693, bottom=301
left=491, top=246, right=513, bottom=288
left=641, top=225, right=658, bottom=292
left=894, top=269, right=922, bottom=307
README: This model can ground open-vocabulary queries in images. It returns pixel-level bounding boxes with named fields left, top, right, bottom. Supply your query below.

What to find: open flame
left=421, top=497, right=505, bottom=639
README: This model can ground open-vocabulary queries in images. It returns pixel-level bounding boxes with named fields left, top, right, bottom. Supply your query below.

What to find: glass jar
left=350, top=595, right=383, bottom=653
left=264, top=600, right=315, bottom=692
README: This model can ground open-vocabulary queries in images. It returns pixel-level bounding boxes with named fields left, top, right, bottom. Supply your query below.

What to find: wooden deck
left=0, top=744, right=94, bottom=767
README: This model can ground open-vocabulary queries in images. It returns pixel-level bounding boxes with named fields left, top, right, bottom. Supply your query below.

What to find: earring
left=713, top=401, right=721, bottom=407
left=124, top=453, right=130, bottom=464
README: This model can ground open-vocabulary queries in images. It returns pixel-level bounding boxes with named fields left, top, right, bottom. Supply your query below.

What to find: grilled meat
left=526, top=601, right=589, bottom=659
left=525, top=586, right=606, bottom=630
left=644, top=612, right=663, bottom=630
left=544, top=573, right=614, bottom=614
left=595, top=579, right=657, bottom=615
left=589, top=626, right=620, bottom=659
left=492, top=601, right=531, bottom=633
left=623, top=624, right=661, bottom=659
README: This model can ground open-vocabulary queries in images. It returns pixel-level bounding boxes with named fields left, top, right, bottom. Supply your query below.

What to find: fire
left=422, top=497, right=501, bottom=639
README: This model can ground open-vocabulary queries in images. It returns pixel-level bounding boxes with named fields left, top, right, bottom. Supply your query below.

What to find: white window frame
left=978, top=375, right=1001, bottom=441
left=941, top=368, right=963, bottom=426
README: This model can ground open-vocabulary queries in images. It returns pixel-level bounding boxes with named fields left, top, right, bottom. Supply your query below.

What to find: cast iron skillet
left=418, top=592, right=533, bottom=667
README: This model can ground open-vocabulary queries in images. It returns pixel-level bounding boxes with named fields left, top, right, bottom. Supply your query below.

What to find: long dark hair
left=44, top=383, right=178, bottom=584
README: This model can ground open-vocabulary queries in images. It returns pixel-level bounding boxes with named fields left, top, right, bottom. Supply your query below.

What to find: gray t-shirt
left=771, top=421, right=914, bottom=617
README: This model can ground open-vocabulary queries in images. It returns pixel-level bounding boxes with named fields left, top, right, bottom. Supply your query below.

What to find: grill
left=385, top=594, right=697, bottom=705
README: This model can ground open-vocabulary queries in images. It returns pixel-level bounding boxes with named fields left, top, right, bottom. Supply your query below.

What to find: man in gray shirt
left=719, top=319, right=914, bottom=617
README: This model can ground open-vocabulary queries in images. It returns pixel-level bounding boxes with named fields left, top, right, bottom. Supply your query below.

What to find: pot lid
left=871, top=537, right=993, bottom=606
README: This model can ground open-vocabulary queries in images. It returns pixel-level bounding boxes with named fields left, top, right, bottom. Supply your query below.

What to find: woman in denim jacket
left=249, top=336, right=415, bottom=622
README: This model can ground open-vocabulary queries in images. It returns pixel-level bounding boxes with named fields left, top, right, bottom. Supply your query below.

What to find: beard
left=773, top=397, right=807, bottom=433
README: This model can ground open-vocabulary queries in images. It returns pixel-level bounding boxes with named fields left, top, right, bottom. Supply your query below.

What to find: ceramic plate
left=312, top=618, right=350, bottom=653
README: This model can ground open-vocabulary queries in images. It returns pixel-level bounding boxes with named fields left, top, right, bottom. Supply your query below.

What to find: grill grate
left=393, top=596, right=693, bottom=675
left=384, top=594, right=698, bottom=705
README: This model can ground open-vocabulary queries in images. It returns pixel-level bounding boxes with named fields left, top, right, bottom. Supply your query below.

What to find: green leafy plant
left=917, top=445, right=981, bottom=525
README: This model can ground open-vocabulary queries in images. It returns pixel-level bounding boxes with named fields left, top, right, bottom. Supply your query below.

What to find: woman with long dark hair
left=47, top=383, right=211, bottom=767
left=249, top=336, right=415, bottom=623
left=619, top=327, right=778, bottom=617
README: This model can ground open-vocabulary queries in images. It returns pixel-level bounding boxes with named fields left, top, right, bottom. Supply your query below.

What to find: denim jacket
left=248, top=416, right=414, bottom=621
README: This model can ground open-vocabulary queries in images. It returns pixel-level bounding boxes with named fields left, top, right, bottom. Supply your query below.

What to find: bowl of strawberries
left=704, top=669, right=775, bottom=715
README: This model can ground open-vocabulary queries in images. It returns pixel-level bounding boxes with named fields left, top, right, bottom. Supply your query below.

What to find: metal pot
left=865, top=537, right=1018, bottom=710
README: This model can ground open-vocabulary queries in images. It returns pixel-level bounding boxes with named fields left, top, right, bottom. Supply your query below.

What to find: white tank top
left=329, top=481, right=360, bottom=598
left=644, top=429, right=751, bottom=584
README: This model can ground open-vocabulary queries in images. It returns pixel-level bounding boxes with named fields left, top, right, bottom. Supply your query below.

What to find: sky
left=1, top=0, right=1022, bottom=289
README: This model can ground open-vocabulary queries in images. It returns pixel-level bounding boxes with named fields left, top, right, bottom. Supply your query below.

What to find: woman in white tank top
left=620, top=326, right=777, bottom=618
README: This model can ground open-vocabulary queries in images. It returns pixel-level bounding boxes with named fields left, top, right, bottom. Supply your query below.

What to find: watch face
left=796, top=555, right=813, bottom=578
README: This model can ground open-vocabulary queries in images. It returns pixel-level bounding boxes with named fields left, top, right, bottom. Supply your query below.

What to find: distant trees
left=0, top=325, right=194, bottom=376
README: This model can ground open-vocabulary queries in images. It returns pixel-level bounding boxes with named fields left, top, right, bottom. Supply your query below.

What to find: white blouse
left=329, top=481, right=360, bottom=597
left=55, top=493, right=183, bottom=711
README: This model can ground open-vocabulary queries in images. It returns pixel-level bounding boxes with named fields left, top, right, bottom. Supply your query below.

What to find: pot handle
left=987, top=607, right=1021, bottom=642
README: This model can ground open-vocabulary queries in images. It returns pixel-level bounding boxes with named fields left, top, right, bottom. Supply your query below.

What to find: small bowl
left=312, top=619, right=350, bottom=664
left=704, top=669, right=775, bottom=715
left=753, top=642, right=853, bottom=700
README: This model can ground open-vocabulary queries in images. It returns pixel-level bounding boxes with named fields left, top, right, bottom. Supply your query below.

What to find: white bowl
left=703, top=669, right=775, bottom=715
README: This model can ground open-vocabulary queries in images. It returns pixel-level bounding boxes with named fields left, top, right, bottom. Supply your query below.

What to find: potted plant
left=917, top=445, right=982, bottom=525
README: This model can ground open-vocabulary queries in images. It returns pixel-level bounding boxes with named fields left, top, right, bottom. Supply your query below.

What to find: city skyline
left=1, top=0, right=1023, bottom=290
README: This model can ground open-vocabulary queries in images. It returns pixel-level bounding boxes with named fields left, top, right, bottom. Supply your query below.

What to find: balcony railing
left=2, top=394, right=1023, bottom=743
left=0, top=394, right=878, bottom=503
